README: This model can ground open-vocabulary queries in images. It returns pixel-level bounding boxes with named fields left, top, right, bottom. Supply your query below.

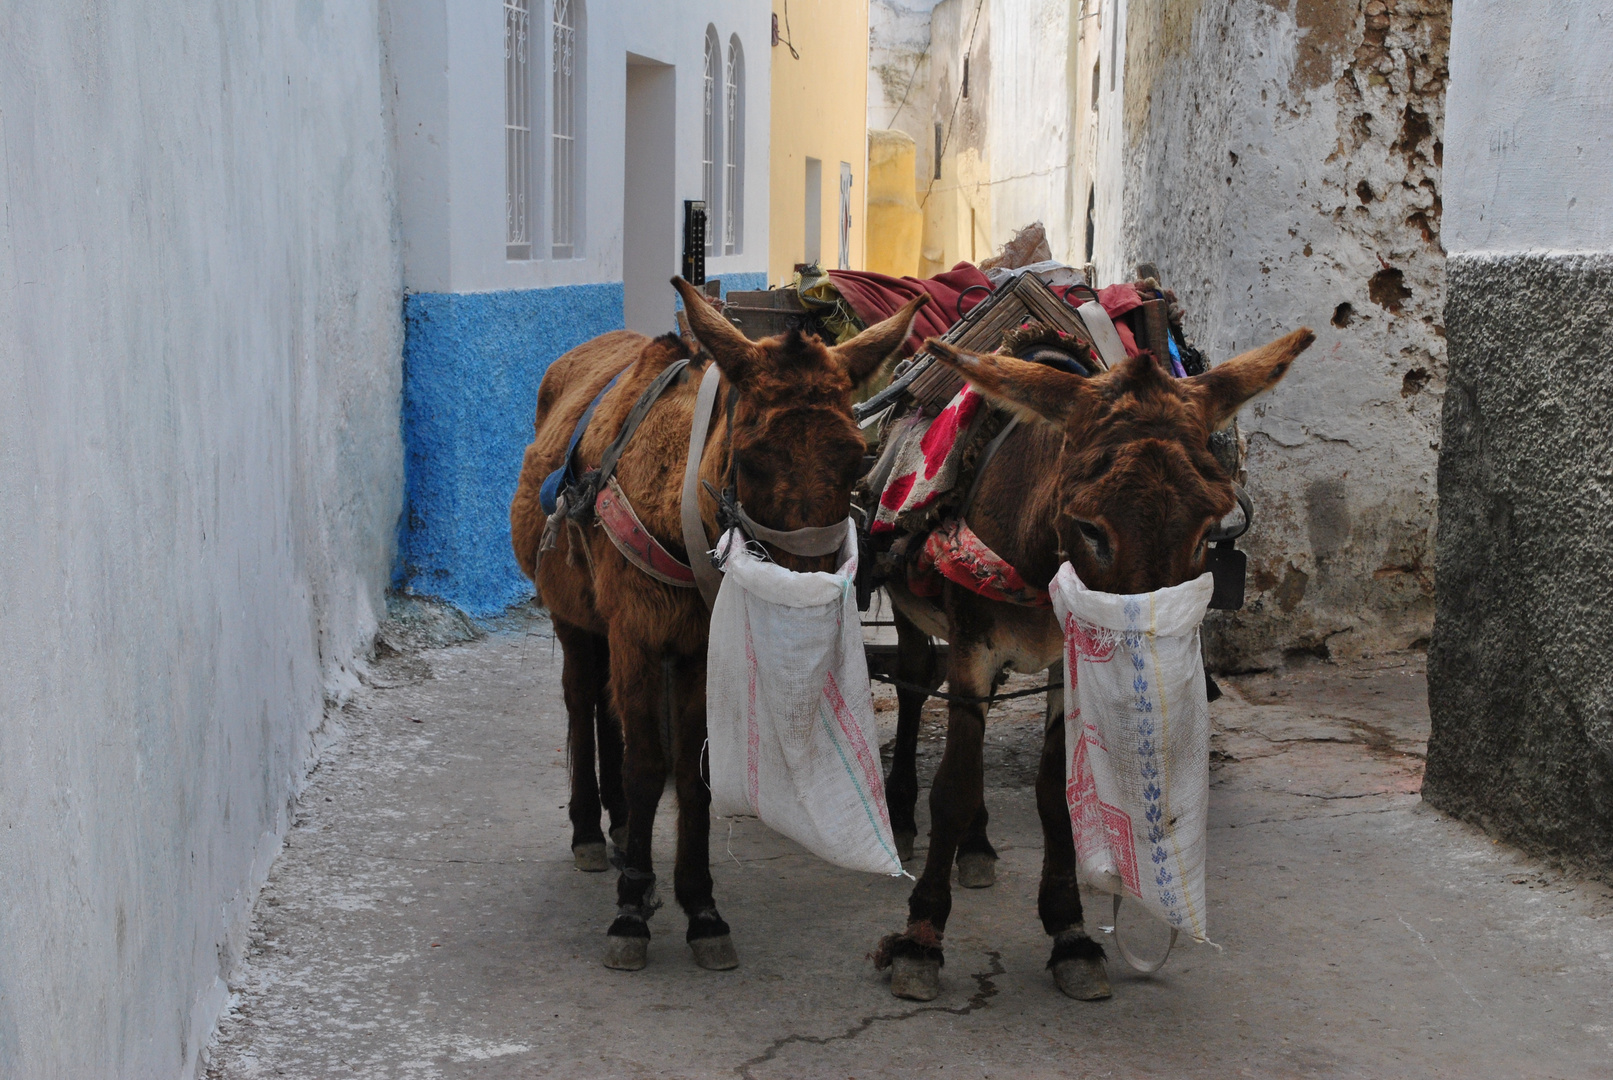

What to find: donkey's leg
left=603, top=636, right=670, bottom=971
left=554, top=619, right=610, bottom=871
left=669, top=660, right=739, bottom=970
left=594, top=637, right=628, bottom=856
left=1036, top=660, right=1110, bottom=1000
left=880, top=642, right=994, bottom=1001
left=955, top=803, right=999, bottom=889
left=886, top=609, right=939, bottom=862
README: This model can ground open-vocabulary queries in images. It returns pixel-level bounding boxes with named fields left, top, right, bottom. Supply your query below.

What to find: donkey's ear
left=1186, top=327, right=1315, bottom=430
left=673, top=277, right=761, bottom=385
left=832, top=294, right=929, bottom=384
left=926, top=339, right=1100, bottom=429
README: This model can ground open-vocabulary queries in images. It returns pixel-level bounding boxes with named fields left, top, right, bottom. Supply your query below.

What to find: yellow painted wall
left=865, top=128, right=922, bottom=277
left=769, top=0, right=869, bottom=285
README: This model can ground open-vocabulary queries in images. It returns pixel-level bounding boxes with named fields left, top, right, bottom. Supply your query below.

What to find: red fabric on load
left=830, top=264, right=1150, bottom=360
left=1096, top=283, right=1146, bottom=321
left=826, top=262, right=993, bottom=356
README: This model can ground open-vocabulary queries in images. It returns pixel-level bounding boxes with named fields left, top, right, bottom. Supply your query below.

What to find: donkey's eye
left=1076, top=520, right=1112, bottom=565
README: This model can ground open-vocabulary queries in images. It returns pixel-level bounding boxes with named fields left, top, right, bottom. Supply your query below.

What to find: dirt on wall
left=1121, top=0, right=1451, bottom=670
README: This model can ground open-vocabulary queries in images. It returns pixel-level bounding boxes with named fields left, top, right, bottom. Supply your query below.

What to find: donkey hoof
left=690, top=934, right=740, bottom=971
left=890, top=955, right=941, bottom=1001
left=894, top=831, right=916, bottom=862
left=609, top=825, right=628, bottom=851
left=956, top=852, right=997, bottom=889
left=573, top=842, right=609, bottom=872
left=604, top=934, right=648, bottom=971
left=1052, top=957, right=1112, bottom=1001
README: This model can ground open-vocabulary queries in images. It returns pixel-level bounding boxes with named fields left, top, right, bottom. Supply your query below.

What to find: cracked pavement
left=206, top=609, right=1613, bottom=1079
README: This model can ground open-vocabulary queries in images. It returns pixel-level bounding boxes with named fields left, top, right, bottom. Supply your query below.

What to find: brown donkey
left=511, top=279, right=923, bottom=971
left=874, top=328, right=1315, bottom=1001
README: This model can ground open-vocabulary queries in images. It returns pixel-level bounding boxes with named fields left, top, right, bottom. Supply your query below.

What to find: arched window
left=552, top=0, right=584, bottom=258
left=724, top=36, right=744, bottom=254
left=702, top=27, right=721, bottom=256
left=505, top=0, right=533, bottom=260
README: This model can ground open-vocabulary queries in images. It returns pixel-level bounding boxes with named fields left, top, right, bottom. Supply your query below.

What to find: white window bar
left=702, top=29, right=719, bottom=257
left=552, top=0, right=576, bottom=258
left=505, top=0, right=532, bottom=260
left=723, top=39, right=743, bottom=255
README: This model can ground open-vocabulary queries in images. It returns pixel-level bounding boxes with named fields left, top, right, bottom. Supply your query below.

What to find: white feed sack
left=706, top=525, right=905, bottom=876
left=1050, top=565, right=1215, bottom=940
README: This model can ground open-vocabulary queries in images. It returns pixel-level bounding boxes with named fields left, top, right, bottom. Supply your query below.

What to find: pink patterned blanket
left=867, top=384, right=989, bottom=536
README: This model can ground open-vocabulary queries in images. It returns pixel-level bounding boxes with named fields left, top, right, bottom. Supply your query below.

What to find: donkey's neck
left=963, top=418, right=1067, bottom=588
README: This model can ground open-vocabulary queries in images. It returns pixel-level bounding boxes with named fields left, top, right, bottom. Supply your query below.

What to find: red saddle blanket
left=910, top=518, right=1050, bottom=608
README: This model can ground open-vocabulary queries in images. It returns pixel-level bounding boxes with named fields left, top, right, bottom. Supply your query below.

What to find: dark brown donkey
left=873, top=328, right=1315, bottom=1001
left=511, top=279, right=923, bottom=971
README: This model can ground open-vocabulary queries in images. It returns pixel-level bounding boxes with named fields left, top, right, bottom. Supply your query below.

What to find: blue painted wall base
left=395, top=283, right=624, bottom=615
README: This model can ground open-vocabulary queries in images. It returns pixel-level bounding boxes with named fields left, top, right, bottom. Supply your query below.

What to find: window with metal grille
left=505, top=0, right=532, bottom=260
left=552, top=0, right=581, bottom=258
left=702, top=27, right=721, bottom=257
left=723, top=37, right=744, bottom=255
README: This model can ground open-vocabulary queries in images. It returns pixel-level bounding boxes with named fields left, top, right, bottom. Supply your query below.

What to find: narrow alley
left=206, top=606, right=1613, bottom=1079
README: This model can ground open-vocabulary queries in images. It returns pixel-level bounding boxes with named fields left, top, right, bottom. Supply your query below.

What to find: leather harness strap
left=593, top=358, right=693, bottom=498
left=540, top=367, right=627, bottom=515
left=596, top=478, right=697, bottom=588
left=959, top=414, right=1020, bottom=520
left=680, top=364, right=726, bottom=607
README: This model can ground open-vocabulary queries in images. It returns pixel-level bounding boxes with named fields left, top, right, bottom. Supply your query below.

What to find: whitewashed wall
left=389, top=0, right=771, bottom=295
left=0, top=4, right=402, bottom=1075
left=985, top=0, right=1082, bottom=261
left=1444, top=0, right=1612, bottom=256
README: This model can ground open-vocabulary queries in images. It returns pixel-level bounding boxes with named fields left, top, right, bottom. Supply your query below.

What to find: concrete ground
left=206, top=606, right=1613, bottom=1079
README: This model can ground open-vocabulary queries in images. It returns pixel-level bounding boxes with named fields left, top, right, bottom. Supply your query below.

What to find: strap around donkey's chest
left=596, top=478, right=697, bottom=589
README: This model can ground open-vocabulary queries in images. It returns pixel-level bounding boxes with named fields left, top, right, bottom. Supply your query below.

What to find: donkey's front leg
left=886, top=608, right=942, bottom=862
left=602, top=636, right=669, bottom=971
left=671, top=659, right=739, bottom=970
left=1036, top=661, right=1110, bottom=1000
left=879, top=641, right=994, bottom=1001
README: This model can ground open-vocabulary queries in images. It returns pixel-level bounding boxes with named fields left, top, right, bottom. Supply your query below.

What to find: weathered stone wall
left=1423, top=254, right=1613, bottom=873
left=1422, top=0, right=1613, bottom=872
left=1119, top=0, right=1451, bottom=669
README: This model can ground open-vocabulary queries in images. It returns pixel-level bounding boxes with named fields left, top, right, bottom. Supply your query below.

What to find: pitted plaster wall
left=1116, top=0, right=1451, bottom=669
left=0, top=4, right=402, bottom=1075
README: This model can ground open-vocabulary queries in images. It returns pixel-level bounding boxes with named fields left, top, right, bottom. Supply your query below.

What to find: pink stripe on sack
left=823, top=672, right=892, bottom=828
left=745, top=610, right=760, bottom=813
